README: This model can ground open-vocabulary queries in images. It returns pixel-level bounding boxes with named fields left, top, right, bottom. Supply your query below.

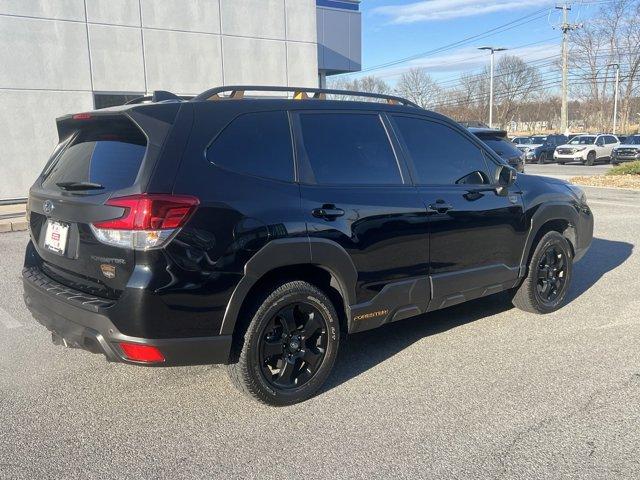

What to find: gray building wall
left=317, top=0, right=361, bottom=78
left=0, top=0, right=319, bottom=200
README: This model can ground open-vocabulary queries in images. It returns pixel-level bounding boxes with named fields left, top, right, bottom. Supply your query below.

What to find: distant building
left=0, top=0, right=361, bottom=200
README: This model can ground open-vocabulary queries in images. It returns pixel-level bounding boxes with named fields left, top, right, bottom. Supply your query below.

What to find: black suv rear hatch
left=27, top=104, right=182, bottom=299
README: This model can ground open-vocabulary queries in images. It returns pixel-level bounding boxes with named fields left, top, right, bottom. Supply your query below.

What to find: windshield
left=568, top=136, right=596, bottom=145
left=531, top=136, right=547, bottom=144
left=623, top=135, right=640, bottom=145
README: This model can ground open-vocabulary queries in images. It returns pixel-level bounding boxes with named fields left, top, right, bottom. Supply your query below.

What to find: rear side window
left=298, top=113, right=402, bottom=185
left=392, top=116, right=490, bottom=185
left=41, top=118, right=146, bottom=191
left=206, top=111, right=294, bottom=182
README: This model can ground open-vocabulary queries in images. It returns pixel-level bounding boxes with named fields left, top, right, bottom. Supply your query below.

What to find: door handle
left=426, top=201, right=453, bottom=214
left=312, top=205, right=345, bottom=220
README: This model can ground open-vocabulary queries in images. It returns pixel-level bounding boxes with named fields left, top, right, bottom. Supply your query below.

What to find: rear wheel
left=585, top=151, right=596, bottom=166
left=226, top=281, right=340, bottom=406
left=512, top=231, right=573, bottom=314
left=538, top=152, right=547, bottom=164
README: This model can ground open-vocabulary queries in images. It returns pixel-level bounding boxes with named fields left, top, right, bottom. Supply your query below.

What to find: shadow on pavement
left=324, top=237, right=632, bottom=393
left=566, top=237, right=633, bottom=302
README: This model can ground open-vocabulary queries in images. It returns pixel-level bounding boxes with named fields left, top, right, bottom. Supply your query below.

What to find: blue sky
left=345, top=0, right=604, bottom=85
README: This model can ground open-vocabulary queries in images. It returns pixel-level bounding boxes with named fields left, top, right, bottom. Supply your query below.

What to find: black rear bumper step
left=23, top=267, right=232, bottom=366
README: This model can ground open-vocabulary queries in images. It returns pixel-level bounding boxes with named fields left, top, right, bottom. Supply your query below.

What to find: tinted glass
left=531, top=136, right=547, bottom=144
left=626, top=135, right=640, bottom=145
left=298, top=113, right=401, bottom=185
left=394, top=117, right=490, bottom=185
left=207, top=111, right=294, bottom=182
left=606, top=136, right=617, bottom=144
left=41, top=118, right=146, bottom=191
left=569, top=136, right=596, bottom=145
left=474, top=134, right=522, bottom=159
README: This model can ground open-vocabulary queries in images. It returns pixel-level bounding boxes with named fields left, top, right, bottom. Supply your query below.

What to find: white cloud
left=374, top=0, right=555, bottom=24
left=372, top=42, right=560, bottom=81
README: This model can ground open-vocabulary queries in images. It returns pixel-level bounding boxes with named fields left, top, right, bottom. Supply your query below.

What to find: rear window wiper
left=56, top=181, right=105, bottom=191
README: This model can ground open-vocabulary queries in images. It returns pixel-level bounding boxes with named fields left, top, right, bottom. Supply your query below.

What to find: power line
left=342, top=8, right=552, bottom=76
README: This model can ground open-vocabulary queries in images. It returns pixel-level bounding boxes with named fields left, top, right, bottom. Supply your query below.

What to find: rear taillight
left=91, top=194, right=199, bottom=250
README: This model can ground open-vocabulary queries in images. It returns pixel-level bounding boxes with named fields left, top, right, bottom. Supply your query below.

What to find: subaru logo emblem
left=43, top=200, right=54, bottom=215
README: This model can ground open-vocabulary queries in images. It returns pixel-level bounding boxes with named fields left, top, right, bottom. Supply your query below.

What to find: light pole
left=478, top=46, right=507, bottom=129
left=608, top=63, right=620, bottom=134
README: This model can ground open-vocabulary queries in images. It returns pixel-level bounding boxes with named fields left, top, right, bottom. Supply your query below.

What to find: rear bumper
left=23, top=267, right=232, bottom=366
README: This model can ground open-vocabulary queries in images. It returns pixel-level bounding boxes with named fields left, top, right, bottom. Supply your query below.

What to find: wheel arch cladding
left=219, top=238, right=357, bottom=337
left=523, top=203, right=579, bottom=267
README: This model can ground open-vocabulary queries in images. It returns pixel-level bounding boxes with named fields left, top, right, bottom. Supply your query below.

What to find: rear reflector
left=91, top=194, right=199, bottom=250
left=72, top=113, right=92, bottom=120
left=119, top=342, right=165, bottom=363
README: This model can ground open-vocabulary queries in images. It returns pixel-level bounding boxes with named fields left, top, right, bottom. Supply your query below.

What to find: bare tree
left=328, top=76, right=391, bottom=101
left=492, top=55, right=543, bottom=128
left=395, top=68, right=441, bottom=108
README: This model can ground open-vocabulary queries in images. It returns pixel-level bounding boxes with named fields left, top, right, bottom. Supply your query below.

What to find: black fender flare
left=219, top=238, right=357, bottom=335
left=520, top=201, right=579, bottom=269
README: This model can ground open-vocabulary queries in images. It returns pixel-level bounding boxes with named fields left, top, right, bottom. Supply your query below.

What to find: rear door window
left=297, top=113, right=402, bottom=185
left=206, top=111, right=294, bottom=182
left=41, top=118, right=146, bottom=191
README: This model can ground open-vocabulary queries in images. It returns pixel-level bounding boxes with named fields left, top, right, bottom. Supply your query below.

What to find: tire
left=226, top=280, right=340, bottom=406
left=556, top=160, right=565, bottom=165
left=512, top=231, right=573, bottom=314
left=585, top=151, right=596, bottom=166
left=538, top=152, right=547, bottom=164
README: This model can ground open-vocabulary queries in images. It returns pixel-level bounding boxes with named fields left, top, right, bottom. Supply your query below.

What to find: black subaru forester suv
left=23, top=86, right=593, bottom=405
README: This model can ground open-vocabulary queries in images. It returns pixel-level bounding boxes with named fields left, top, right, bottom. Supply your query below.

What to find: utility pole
left=609, top=63, right=620, bottom=134
left=478, top=46, right=507, bottom=129
left=556, top=3, right=581, bottom=135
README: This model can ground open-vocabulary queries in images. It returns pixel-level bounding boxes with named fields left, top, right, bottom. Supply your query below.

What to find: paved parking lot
left=1, top=167, right=639, bottom=479
left=525, top=162, right=612, bottom=181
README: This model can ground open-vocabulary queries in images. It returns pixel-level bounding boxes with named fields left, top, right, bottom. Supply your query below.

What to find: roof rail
left=125, top=90, right=192, bottom=105
left=192, top=85, right=420, bottom=108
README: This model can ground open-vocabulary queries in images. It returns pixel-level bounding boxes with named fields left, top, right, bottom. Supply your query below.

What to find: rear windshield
left=41, top=118, right=147, bottom=191
left=475, top=134, right=522, bottom=158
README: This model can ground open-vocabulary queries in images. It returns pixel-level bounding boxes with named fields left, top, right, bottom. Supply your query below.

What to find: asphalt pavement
left=525, top=162, right=611, bottom=181
left=1, top=167, right=639, bottom=479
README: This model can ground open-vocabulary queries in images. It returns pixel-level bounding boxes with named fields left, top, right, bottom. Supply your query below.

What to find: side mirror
left=495, top=165, right=517, bottom=194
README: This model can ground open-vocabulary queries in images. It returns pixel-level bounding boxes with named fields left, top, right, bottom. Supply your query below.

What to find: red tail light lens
left=94, top=194, right=199, bottom=230
left=119, top=342, right=165, bottom=363
left=91, top=194, right=199, bottom=250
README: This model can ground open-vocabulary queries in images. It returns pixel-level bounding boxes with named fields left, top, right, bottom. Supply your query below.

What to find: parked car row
left=509, top=133, right=640, bottom=166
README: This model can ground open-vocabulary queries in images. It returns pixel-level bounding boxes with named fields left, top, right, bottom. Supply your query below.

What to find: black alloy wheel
left=259, top=302, right=328, bottom=390
left=511, top=231, right=573, bottom=314
left=538, top=152, right=547, bottom=164
left=226, top=280, right=340, bottom=406
left=535, top=245, right=568, bottom=305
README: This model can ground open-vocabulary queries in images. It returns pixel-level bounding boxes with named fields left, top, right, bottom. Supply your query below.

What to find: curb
left=0, top=216, right=27, bottom=233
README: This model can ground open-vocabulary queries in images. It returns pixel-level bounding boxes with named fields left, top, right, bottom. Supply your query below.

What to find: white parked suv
left=554, top=134, right=619, bottom=165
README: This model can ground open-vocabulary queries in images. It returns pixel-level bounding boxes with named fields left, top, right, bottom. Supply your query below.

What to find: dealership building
left=0, top=0, right=361, bottom=201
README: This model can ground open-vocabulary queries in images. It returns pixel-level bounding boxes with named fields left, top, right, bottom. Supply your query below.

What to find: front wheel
left=538, top=152, right=547, bottom=164
left=226, top=281, right=340, bottom=406
left=585, top=151, right=596, bottom=166
left=512, top=231, right=573, bottom=314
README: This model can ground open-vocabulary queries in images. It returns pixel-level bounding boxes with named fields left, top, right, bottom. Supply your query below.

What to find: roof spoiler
left=125, top=90, right=193, bottom=105
left=191, top=85, right=420, bottom=108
